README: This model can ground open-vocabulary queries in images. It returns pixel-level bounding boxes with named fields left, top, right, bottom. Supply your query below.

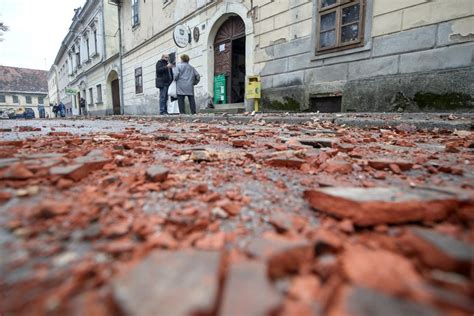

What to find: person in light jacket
left=173, top=54, right=200, bottom=114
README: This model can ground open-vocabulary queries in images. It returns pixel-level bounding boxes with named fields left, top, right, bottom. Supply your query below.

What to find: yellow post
left=246, top=75, right=261, bottom=112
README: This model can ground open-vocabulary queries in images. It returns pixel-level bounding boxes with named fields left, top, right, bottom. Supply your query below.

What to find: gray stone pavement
left=88, top=112, right=472, bottom=130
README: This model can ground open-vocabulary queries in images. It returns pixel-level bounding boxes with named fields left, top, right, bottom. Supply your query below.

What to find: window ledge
left=95, top=102, right=104, bottom=106
left=311, top=42, right=371, bottom=62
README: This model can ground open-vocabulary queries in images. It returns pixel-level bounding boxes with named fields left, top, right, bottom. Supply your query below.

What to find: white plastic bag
left=168, top=100, right=179, bottom=114
left=168, top=81, right=177, bottom=98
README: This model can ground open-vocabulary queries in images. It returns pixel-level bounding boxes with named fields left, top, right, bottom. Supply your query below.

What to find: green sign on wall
left=213, top=75, right=227, bottom=104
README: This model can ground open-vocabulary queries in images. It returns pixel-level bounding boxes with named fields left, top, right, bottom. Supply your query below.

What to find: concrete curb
left=78, top=113, right=474, bottom=131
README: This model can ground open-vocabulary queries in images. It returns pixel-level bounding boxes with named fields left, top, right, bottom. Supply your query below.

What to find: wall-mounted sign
left=173, top=25, right=190, bottom=48
left=193, top=26, right=200, bottom=43
left=65, top=88, right=79, bottom=95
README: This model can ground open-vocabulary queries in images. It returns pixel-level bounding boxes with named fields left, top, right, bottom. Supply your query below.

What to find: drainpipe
left=117, top=3, right=125, bottom=115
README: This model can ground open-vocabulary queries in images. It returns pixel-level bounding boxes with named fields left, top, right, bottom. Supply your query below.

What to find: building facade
left=50, top=0, right=121, bottom=116
left=0, top=66, right=51, bottom=118
left=118, top=0, right=473, bottom=114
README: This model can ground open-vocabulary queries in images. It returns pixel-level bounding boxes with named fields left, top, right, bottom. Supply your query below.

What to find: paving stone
left=146, top=165, right=169, bottom=182
left=328, top=286, right=443, bottom=316
left=113, top=250, right=222, bottom=316
left=404, top=227, right=474, bottom=274
left=304, top=187, right=460, bottom=226
left=246, top=235, right=313, bottom=279
left=220, top=261, right=282, bottom=316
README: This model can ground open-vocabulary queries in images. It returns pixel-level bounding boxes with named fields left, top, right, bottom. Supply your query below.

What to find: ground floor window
left=135, top=67, right=143, bottom=94
left=316, top=0, right=365, bottom=53
left=89, top=88, right=94, bottom=106
left=96, top=84, right=103, bottom=103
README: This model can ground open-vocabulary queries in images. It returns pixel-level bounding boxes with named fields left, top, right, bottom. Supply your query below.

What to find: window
left=93, top=30, right=98, bottom=55
left=135, top=67, right=143, bottom=94
left=0, top=95, right=5, bottom=103
left=96, top=84, right=103, bottom=103
left=132, top=0, right=140, bottom=27
left=13, top=95, right=19, bottom=103
left=26, top=96, right=32, bottom=104
left=89, top=88, right=94, bottom=105
left=76, top=45, right=81, bottom=67
left=86, top=38, right=90, bottom=60
left=316, top=0, right=365, bottom=53
left=38, top=97, right=44, bottom=104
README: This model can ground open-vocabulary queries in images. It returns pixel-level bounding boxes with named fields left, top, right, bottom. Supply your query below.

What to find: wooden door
left=112, top=79, right=120, bottom=115
left=214, top=16, right=245, bottom=104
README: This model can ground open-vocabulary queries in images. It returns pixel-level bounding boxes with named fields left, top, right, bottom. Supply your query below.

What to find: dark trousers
left=159, top=85, right=169, bottom=114
left=177, top=95, right=196, bottom=114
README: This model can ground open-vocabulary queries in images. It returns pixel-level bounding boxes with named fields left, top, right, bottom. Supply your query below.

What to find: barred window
left=135, top=67, right=143, bottom=94
left=316, top=0, right=365, bottom=53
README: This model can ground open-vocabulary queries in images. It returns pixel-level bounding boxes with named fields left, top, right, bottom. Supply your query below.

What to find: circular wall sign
left=173, top=25, right=190, bottom=48
left=193, top=26, right=200, bottom=43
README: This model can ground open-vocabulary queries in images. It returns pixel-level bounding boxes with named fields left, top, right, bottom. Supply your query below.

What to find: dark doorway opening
left=112, top=79, right=121, bottom=115
left=214, top=16, right=246, bottom=104
left=309, top=96, right=342, bottom=113
left=231, top=36, right=246, bottom=103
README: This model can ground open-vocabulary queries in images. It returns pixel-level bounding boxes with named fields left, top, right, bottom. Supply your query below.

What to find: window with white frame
left=38, top=97, right=44, bottom=104
left=0, top=95, right=5, bottom=103
left=13, top=95, right=19, bottom=103
left=315, top=0, right=366, bottom=53
left=132, top=0, right=140, bottom=27
left=96, top=84, right=103, bottom=103
left=26, top=96, right=32, bottom=104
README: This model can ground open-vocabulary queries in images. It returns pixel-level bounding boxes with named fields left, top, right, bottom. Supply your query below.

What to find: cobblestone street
left=1, top=116, right=473, bottom=315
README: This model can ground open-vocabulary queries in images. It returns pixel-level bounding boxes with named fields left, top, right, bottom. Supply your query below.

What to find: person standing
left=58, top=102, right=66, bottom=117
left=52, top=103, right=59, bottom=118
left=173, top=54, right=200, bottom=115
left=155, top=54, right=173, bottom=115
left=80, top=97, right=86, bottom=116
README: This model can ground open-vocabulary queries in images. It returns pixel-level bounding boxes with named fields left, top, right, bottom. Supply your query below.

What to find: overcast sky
left=0, top=0, right=86, bottom=70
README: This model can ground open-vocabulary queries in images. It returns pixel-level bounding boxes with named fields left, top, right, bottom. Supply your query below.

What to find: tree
left=0, top=22, right=8, bottom=42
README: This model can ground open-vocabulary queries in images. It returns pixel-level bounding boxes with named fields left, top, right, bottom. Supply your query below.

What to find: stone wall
left=258, top=0, right=474, bottom=112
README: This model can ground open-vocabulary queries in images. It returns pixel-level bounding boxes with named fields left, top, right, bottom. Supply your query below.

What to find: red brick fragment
left=246, top=234, right=313, bottom=279
left=368, top=158, right=413, bottom=171
left=304, top=187, right=458, bottom=226
left=0, top=163, right=34, bottom=180
left=341, top=246, right=423, bottom=296
left=267, top=158, right=306, bottom=169
left=400, top=227, right=474, bottom=275
left=145, top=165, right=169, bottom=182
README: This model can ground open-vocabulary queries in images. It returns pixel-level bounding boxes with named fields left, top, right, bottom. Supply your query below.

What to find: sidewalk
left=98, top=112, right=474, bottom=131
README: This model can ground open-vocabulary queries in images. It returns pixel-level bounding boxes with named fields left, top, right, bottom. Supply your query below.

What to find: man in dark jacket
left=155, top=54, right=173, bottom=115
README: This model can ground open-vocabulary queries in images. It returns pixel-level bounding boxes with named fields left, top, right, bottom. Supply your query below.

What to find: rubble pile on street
left=0, top=119, right=473, bottom=316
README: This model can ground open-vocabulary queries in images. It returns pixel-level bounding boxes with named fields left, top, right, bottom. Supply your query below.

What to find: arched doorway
left=107, top=70, right=121, bottom=115
left=213, top=16, right=246, bottom=104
